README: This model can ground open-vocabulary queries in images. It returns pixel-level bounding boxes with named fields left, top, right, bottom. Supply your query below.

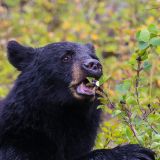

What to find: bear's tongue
left=76, top=82, right=95, bottom=96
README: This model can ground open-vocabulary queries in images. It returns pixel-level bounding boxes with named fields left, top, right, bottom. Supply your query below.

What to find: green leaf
left=150, top=37, right=160, bottom=46
left=97, top=105, right=105, bottom=110
left=136, top=31, right=141, bottom=40
left=98, top=97, right=108, bottom=104
left=152, top=134, right=160, bottom=141
left=138, top=41, right=149, bottom=50
left=87, top=75, right=110, bottom=87
left=99, top=75, right=110, bottom=85
left=123, top=80, right=132, bottom=88
left=143, top=61, right=152, bottom=71
left=138, top=49, right=147, bottom=56
left=126, top=96, right=136, bottom=105
left=151, top=142, right=160, bottom=149
left=116, top=80, right=131, bottom=94
left=119, top=95, right=127, bottom=102
left=112, top=110, right=121, bottom=116
left=141, top=54, right=148, bottom=61
left=104, top=107, right=112, bottom=114
left=116, top=84, right=123, bottom=93
left=125, top=127, right=132, bottom=139
left=138, top=29, right=150, bottom=42
left=5, top=0, right=20, bottom=7
left=86, top=77, right=94, bottom=84
left=148, top=24, right=158, bottom=35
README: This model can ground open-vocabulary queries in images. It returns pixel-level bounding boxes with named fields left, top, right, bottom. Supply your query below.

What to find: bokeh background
left=0, top=0, right=160, bottom=159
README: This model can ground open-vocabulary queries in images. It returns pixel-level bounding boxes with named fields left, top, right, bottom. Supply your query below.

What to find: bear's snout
left=82, top=59, right=102, bottom=79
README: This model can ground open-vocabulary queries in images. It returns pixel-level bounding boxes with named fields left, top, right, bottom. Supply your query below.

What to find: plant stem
left=135, top=56, right=159, bottom=134
left=135, top=56, right=142, bottom=107
left=120, top=102, right=141, bottom=144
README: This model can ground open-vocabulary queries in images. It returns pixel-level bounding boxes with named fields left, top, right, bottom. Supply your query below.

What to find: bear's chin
left=72, top=91, right=95, bottom=101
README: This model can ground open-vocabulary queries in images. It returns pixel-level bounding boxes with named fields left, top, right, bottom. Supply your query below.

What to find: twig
left=120, top=102, right=141, bottom=144
left=143, top=106, right=158, bottom=134
left=135, top=56, right=159, bottom=134
left=135, top=56, right=142, bottom=108
left=146, top=120, right=158, bottom=134
left=103, top=139, right=110, bottom=149
left=97, top=86, right=142, bottom=143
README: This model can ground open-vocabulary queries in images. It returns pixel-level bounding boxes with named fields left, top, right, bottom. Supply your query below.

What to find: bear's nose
left=82, top=59, right=102, bottom=78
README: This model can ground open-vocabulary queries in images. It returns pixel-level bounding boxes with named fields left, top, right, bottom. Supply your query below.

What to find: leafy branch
left=96, top=24, right=160, bottom=154
left=120, top=100, right=141, bottom=144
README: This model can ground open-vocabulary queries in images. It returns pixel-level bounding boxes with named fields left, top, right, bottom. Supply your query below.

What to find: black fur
left=0, top=41, right=155, bottom=160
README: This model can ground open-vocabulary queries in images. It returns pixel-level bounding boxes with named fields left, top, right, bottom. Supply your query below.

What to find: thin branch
left=135, top=56, right=142, bottom=108
left=120, top=102, right=141, bottom=144
left=135, top=56, right=159, bottom=134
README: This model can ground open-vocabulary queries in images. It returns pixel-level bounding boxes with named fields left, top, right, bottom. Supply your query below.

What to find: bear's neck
left=0, top=81, right=101, bottom=148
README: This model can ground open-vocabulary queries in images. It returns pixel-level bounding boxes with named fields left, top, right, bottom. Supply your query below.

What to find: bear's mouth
left=76, top=78, right=96, bottom=96
left=70, top=77, right=100, bottom=99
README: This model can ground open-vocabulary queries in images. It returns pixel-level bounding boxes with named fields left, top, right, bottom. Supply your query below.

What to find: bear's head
left=7, top=41, right=102, bottom=105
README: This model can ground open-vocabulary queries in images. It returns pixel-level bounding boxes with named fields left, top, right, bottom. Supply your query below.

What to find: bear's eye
left=62, top=54, right=72, bottom=63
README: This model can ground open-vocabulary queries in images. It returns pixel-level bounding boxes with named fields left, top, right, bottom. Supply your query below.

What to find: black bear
left=0, top=41, right=155, bottom=160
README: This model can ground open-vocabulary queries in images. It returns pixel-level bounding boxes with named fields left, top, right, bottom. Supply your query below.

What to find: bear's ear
left=7, top=41, right=35, bottom=71
left=85, top=43, right=95, bottom=52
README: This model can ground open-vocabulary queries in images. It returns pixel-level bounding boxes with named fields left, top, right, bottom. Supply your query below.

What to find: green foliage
left=136, top=24, right=160, bottom=51
left=150, top=37, right=160, bottom=46
left=143, top=61, right=152, bottom=71
left=116, top=79, right=132, bottom=94
left=138, top=29, right=150, bottom=42
left=5, top=0, right=21, bottom=7
left=97, top=25, right=160, bottom=159
left=0, top=0, right=160, bottom=159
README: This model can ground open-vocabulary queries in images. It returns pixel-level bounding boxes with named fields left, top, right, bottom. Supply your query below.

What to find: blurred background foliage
left=0, top=0, right=160, bottom=159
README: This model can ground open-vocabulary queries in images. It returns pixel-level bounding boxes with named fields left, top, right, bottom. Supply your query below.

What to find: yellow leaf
left=91, top=34, right=99, bottom=40
left=62, top=21, right=71, bottom=30
left=157, top=80, right=160, bottom=87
